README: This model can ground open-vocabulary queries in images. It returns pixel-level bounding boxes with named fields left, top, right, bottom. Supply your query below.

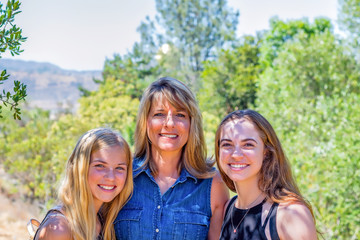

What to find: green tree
left=338, top=0, right=360, bottom=61
left=256, top=27, right=360, bottom=239
left=338, top=0, right=360, bottom=38
left=0, top=0, right=26, bottom=119
left=260, top=17, right=332, bottom=67
left=78, top=75, right=141, bottom=146
left=0, top=108, right=55, bottom=204
left=0, top=107, right=95, bottom=207
left=139, top=0, right=239, bottom=90
left=199, top=35, right=260, bottom=115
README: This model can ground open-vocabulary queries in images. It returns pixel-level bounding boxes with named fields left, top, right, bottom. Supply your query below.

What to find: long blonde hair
left=215, top=110, right=315, bottom=219
left=134, top=77, right=214, bottom=178
left=58, top=128, right=133, bottom=240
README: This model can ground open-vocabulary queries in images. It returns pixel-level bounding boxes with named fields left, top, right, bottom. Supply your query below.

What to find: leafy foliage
left=338, top=0, right=360, bottom=37
left=0, top=0, right=27, bottom=119
left=256, top=27, right=360, bottom=239
left=260, top=17, right=332, bottom=67
left=199, top=35, right=260, bottom=115
left=139, top=0, right=239, bottom=90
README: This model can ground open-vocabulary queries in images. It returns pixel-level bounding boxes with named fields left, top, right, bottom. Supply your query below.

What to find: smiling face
left=88, top=145, right=128, bottom=212
left=147, top=98, right=190, bottom=158
left=219, top=118, right=265, bottom=186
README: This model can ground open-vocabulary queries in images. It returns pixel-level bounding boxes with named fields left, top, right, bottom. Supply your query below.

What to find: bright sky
left=4, top=0, right=339, bottom=71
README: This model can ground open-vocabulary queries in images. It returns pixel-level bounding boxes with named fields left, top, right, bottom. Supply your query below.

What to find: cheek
left=219, top=150, right=229, bottom=167
left=116, top=172, right=127, bottom=184
left=219, top=149, right=230, bottom=159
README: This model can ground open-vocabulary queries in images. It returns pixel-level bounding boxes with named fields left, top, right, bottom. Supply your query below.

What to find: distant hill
left=0, top=59, right=101, bottom=115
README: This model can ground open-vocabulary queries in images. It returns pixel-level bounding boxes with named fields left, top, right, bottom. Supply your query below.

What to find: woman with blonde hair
left=114, top=77, right=229, bottom=240
left=33, top=128, right=133, bottom=240
left=216, top=109, right=317, bottom=239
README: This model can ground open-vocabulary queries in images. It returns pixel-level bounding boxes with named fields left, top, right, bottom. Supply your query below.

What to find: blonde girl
left=34, top=128, right=133, bottom=240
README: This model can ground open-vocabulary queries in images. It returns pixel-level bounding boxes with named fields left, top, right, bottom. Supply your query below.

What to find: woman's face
left=219, top=118, right=265, bottom=185
left=88, top=145, right=128, bottom=212
left=147, top=98, right=190, bottom=157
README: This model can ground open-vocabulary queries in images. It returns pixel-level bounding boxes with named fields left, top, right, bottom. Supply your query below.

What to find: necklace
left=230, top=193, right=263, bottom=234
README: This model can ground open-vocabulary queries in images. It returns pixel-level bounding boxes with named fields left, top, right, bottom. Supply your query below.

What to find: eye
left=154, top=112, right=164, bottom=117
left=220, top=142, right=232, bottom=148
left=176, top=113, right=186, bottom=118
left=94, top=164, right=105, bottom=168
left=116, top=166, right=126, bottom=171
left=243, top=142, right=255, bottom=148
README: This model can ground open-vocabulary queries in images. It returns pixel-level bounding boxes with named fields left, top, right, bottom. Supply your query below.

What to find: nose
left=104, top=168, right=115, bottom=180
left=232, top=146, right=244, bottom=159
left=164, top=113, right=175, bottom=128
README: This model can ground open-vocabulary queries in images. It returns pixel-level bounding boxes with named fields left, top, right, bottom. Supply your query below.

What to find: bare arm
left=208, top=172, right=230, bottom=240
left=36, top=215, right=72, bottom=240
left=277, top=203, right=317, bottom=240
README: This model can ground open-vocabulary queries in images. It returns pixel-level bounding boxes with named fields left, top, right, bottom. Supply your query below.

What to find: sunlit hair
left=215, top=109, right=315, bottom=219
left=134, top=77, right=214, bottom=178
left=58, top=128, right=133, bottom=240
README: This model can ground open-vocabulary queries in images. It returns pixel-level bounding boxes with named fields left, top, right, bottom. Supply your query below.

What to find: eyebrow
left=153, top=107, right=187, bottom=112
left=220, top=138, right=258, bottom=144
left=91, top=159, right=127, bottom=165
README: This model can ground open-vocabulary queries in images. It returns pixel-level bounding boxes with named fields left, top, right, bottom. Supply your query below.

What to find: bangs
left=152, top=91, right=190, bottom=115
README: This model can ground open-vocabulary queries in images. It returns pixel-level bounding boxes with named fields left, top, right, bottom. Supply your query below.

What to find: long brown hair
left=134, top=77, right=215, bottom=178
left=215, top=109, right=314, bottom=219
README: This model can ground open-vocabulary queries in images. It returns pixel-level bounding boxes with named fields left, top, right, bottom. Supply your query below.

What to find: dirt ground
left=0, top=191, right=41, bottom=240
left=0, top=165, right=42, bottom=240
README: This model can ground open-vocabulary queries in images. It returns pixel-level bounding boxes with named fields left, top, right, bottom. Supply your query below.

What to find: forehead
left=91, top=146, right=128, bottom=163
left=221, top=118, right=261, bottom=140
left=150, top=94, right=185, bottom=111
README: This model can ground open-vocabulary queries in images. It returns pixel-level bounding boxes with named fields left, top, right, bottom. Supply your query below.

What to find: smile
left=98, top=185, right=116, bottom=190
left=230, top=164, right=248, bottom=170
left=160, top=134, right=177, bottom=138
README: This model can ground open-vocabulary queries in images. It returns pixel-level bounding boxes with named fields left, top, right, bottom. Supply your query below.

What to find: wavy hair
left=215, top=109, right=314, bottom=219
left=134, top=77, right=214, bottom=178
left=58, top=128, right=133, bottom=240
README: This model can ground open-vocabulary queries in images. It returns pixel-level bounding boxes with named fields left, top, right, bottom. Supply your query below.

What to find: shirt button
left=156, top=228, right=159, bottom=233
left=157, top=205, right=161, bottom=209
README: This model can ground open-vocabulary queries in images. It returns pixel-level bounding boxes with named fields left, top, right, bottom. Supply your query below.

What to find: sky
left=3, top=0, right=339, bottom=71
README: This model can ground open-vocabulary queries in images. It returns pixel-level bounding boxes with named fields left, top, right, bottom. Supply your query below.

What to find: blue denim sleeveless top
left=114, top=158, right=213, bottom=240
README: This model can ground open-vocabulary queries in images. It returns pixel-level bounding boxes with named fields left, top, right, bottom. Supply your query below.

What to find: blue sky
left=4, top=0, right=339, bottom=71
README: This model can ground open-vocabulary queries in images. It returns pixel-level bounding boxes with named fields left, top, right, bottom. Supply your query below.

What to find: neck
left=151, top=147, right=181, bottom=194
left=151, top=147, right=182, bottom=174
left=234, top=178, right=264, bottom=209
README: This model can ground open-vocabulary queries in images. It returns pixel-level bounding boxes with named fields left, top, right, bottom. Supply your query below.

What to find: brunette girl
left=216, top=110, right=317, bottom=240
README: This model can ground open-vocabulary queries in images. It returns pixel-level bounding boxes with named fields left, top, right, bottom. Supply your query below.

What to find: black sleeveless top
left=219, top=196, right=280, bottom=240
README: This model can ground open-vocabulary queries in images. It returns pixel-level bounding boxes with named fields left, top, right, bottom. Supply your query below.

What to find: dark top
left=219, top=196, right=280, bottom=240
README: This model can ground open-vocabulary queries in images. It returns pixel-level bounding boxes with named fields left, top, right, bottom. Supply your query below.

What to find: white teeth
left=99, top=185, right=115, bottom=190
left=161, top=134, right=177, bottom=138
left=231, top=164, right=247, bottom=168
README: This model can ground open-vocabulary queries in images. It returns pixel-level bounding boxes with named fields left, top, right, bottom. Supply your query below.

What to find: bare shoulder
left=208, top=171, right=230, bottom=240
left=277, top=202, right=317, bottom=240
left=36, top=214, right=72, bottom=240
left=210, top=171, right=230, bottom=207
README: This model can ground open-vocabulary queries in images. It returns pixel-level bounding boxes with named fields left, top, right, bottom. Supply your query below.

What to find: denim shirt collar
left=133, top=159, right=198, bottom=184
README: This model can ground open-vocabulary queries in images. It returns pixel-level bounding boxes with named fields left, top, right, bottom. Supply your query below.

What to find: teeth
left=231, top=164, right=247, bottom=168
left=161, top=134, right=177, bottom=138
left=99, top=185, right=115, bottom=190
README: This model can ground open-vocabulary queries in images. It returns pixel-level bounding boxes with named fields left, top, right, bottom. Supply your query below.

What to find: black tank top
left=219, top=196, right=280, bottom=240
